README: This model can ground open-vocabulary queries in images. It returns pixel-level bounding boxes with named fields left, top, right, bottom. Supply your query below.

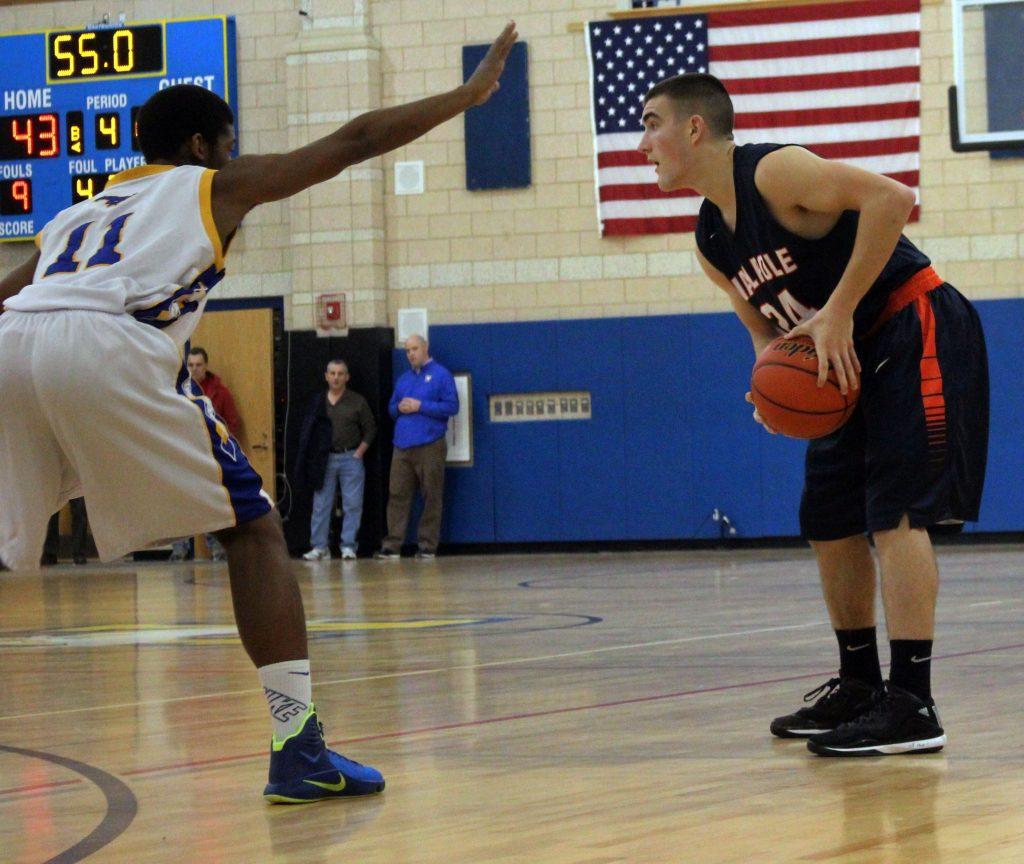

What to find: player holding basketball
left=639, top=74, right=988, bottom=756
left=0, top=21, right=518, bottom=800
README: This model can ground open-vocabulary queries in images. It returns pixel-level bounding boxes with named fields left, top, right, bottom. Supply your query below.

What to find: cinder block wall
left=1, top=0, right=1019, bottom=330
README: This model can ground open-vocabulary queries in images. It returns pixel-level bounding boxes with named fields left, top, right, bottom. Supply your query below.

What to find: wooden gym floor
left=1, top=546, right=1022, bottom=863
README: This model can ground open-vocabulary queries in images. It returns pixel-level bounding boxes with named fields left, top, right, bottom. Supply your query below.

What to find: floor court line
left=0, top=743, right=138, bottom=864
left=0, top=621, right=827, bottom=723
left=2, top=668, right=833, bottom=799
left=4, top=639, right=1023, bottom=798
left=121, top=638, right=1024, bottom=779
left=124, top=669, right=841, bottom=779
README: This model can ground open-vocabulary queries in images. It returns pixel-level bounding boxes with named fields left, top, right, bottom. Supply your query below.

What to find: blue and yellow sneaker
left=263, top=705, right=385, bottom=803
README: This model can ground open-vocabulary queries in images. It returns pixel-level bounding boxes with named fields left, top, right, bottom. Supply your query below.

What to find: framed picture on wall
left=446, top=373, right=473, bottom=466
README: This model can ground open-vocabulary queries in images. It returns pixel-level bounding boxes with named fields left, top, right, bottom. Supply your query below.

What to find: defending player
left=0, top=21, right=518, bottom=801
left=638, top=73, right=988, bottom=756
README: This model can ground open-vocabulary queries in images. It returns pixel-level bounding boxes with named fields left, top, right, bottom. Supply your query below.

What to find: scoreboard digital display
left=0, top=17, right=237, bottom=242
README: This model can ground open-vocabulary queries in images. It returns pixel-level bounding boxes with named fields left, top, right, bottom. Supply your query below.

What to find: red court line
left=6, top=640, right=1023, bottom=796
left=119, top=670, right=828, bottom=779
left=0, top=778, right=83, bottom=797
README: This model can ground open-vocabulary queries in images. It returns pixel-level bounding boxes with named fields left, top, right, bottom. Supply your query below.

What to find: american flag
left=587, top=0, right=922, bottom=236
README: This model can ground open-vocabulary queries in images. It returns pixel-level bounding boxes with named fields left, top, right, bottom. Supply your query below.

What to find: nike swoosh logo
left=846, top=643, right=871, bottom=652
left=304, top=775, right=346, bottom=793
left=910, top=655, right=932, bottom=663
left=288, top=671, right=310, bottom=676
left=874, top=358, right=890, bottom=374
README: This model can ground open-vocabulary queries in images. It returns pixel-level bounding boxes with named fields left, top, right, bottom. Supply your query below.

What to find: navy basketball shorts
left=799, top=283, right=989, bottom=541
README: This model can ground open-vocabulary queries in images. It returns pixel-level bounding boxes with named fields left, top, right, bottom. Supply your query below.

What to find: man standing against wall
left=375, top=335, right=458, bottom=560
left=298, top=360, right=376, bottom=560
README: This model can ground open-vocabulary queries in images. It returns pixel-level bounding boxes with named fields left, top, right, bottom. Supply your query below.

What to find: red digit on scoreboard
left=11, top=117, right=34, bottom=156
left=38, top=113, right=59, bottom=157
left=13, top=179, right=31, bottom=212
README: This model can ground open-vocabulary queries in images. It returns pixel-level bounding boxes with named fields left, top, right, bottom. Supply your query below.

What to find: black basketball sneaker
left=807, top=682, right=945, bottom=757
left=770, top=676, right=880, bottom=738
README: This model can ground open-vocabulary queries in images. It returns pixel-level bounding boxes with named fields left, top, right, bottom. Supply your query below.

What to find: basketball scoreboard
left=0, top=16, right=236, bottom=242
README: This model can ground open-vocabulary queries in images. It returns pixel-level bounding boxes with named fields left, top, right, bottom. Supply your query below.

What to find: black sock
left=835, top=627, right=883, bottom=686
left=889, top=639, right=933, bottom=701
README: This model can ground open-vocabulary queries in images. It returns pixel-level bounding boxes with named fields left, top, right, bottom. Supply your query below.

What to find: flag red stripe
left=721, top=67, right=920, bottom=94
left=734, top=100, right=919, bottom=129
left=710, top=31, right=918, bottom=62
left=709, top=0, right=920, bottom=28
left=808, top=136, right=919, bottom=159
left=599, top=184, right=698, bottom=202
left=602, top=216, right=697, bottom=236
left=603, top=209, right=920, bottom=235
left=597, top=171, right=918, bottom=204
left=597, top=151, right=647, bottom=168
left=597, top=135, right=920, bottom=168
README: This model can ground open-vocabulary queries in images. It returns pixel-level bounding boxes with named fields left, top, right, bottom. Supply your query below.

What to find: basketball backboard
left=950, top=0, right=1024, bottom=152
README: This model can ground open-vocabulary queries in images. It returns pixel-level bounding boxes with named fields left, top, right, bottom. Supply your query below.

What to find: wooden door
left=189, top=307, right=276, bottom=499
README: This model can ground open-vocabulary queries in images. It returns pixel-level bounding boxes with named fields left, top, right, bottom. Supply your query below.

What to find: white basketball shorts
left=0, top=309, right=272, bottom=570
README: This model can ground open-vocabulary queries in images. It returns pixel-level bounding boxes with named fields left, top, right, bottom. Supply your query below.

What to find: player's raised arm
left=0, top=251, right=40, bottom=305
left=211, top=21, right=518, bottom=236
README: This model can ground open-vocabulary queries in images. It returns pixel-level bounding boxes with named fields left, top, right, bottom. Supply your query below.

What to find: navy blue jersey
left=696, top=143, right=930, bottom=338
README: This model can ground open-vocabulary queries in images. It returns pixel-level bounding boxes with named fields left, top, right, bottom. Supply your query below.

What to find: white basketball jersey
left=5, top=164, right=226, bottom=346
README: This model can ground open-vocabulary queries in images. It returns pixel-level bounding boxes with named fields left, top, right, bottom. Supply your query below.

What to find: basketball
left=750, top=335, right=859, bottom=439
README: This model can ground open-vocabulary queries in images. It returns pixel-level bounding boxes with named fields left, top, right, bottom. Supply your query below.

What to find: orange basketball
left=750, top=335, right=859, bottom=439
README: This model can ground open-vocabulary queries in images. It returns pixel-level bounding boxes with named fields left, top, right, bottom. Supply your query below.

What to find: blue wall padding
left=462, top=41, right=531, bottom=189
left=431, top=324, right=496, bottom=543
left=969, top=300, right=1024, bottom=531
left=394, top=299, right=1017, bottom=543
left=491, top=321, right=560, bottom=540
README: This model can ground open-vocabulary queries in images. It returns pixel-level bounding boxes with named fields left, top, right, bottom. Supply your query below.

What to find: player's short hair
left=644, top=73, right=734, bottom=138
left=326, top=359, right=349, bottom=372
left=187, top=346, right=209, bottom=363
left=137, top=85, right=234, bottom=163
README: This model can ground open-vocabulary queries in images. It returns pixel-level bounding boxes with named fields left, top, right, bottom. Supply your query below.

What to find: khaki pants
left=382, top=437, right=447, bottom=553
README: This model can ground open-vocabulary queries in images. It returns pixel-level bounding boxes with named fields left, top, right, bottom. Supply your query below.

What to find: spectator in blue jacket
left=374, top=334, right=458, bottom=559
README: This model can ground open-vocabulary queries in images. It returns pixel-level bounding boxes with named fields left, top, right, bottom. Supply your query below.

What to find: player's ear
left=186, top=132, right=208, bottom=164
left=689, top=114, right=708, bottom=144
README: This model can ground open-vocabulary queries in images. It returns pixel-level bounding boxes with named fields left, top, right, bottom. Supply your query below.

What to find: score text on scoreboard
left=0, top=16, right=236, bottom=241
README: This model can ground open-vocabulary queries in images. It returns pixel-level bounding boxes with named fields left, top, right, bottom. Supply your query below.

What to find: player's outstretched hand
left=745, top=391, right=777, bottom=434
left=465, top=21, right=519, bottom=106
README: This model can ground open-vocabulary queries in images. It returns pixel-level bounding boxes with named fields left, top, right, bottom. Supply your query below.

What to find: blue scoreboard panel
left=0, top=16, right=237, bottom=242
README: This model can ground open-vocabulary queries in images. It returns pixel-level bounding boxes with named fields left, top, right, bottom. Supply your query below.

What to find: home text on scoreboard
left=0, top=16, right=236, bottom=241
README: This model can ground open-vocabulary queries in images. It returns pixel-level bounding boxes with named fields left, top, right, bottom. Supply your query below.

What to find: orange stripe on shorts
left=915, top=294, right=947, bottom=467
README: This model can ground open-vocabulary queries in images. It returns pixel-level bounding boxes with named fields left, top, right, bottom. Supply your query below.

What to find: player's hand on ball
left=465, top=21, right=518, bottom=106
left=788, top=307, right=860, bottom=394
left=745, top=391, right=777, bottom=434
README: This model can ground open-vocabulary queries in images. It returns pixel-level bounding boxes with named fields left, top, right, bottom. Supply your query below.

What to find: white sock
left=258, top=659, right=313, bottom=742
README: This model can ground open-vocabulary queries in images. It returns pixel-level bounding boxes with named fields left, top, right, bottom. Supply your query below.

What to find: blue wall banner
left=462, top=41, right=530, bottom=190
